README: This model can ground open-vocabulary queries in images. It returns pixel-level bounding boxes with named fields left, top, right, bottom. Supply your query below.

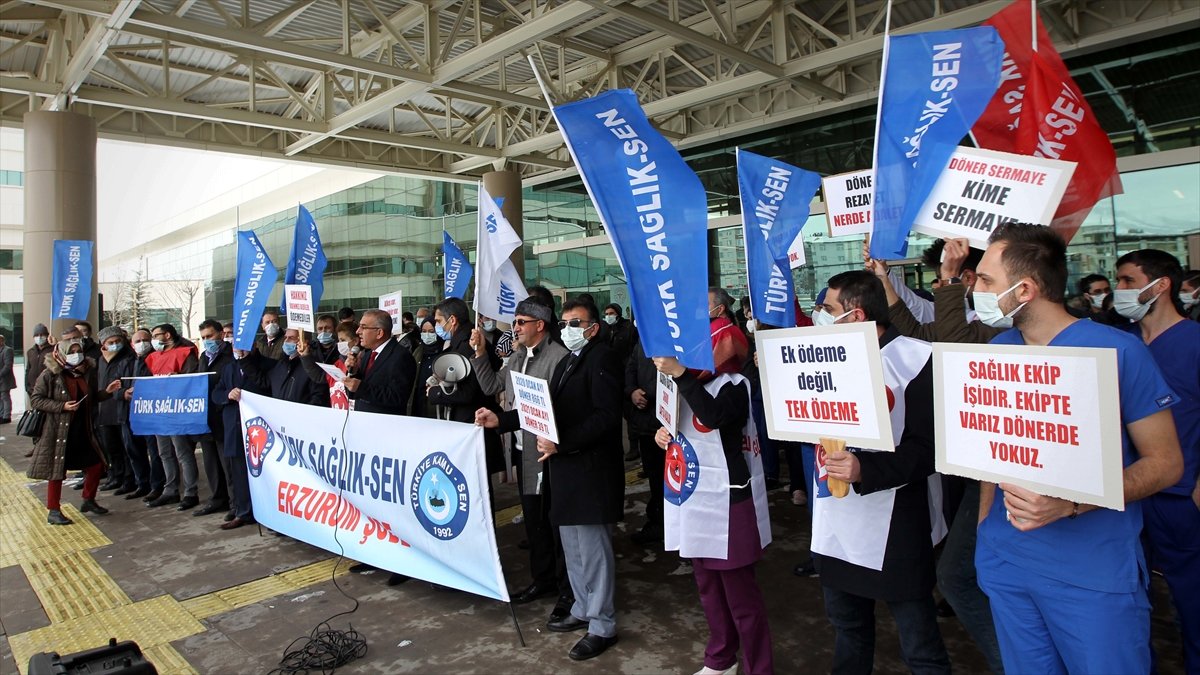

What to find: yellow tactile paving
left=21, top=550, right=132, bottom=623
left=0, top=502, right=112, bottom=569
left=142, top=643, right=200, bottom=675
left=180, top=558, right=350, bottom=620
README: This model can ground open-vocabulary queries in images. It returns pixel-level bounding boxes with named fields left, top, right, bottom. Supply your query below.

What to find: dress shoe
left=126, top=487, right=150, bottom=500
left=113, top=485, right=135, bottom=496
left=192, top=503, right=227, bottom=517
left=141, top=489, right=162, bottom=503
left=549, top=595, right=574, bottom=623
left=224, top=510, right=236, bottom=522
left=99, top=479, right=122, bottom=491
left=47, top=509, right=73, bottom=525
left=24, top=449, right=34, bottom=457
left=630, top=525, right=663, bottom=546
left=793, top=559, right=818, bottom=578
left=694, top=665, right=738, bottom=675
left=71, top=481, right=84, bottom=490
left=569, top=633, right=618, bottom=661
left=220, top=517, right=251, bottom=530
left=348, top=563, right=377, bottom=574
left=147, top=494, right=180, bottom=508
left=547, top=615, right=588, bottom=633
left=511, top=582, right=556, bottom=605
left=80, top=499, right=109, bottom=515
left=387, top=573, right=411, bottom=586
left=176, top=497, right=200, bottom=511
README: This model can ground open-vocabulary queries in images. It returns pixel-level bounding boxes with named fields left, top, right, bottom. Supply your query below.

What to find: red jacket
left=145, top=343, right=197, bottom=375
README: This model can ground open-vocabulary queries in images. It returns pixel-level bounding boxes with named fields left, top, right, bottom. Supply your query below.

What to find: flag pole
left=1030, top=0, right=1038, bottom=52
left=867, top=0, right=893, bottom=260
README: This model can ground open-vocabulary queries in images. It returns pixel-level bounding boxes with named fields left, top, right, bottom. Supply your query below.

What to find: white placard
left=510, top=371, right=558, bottom=443
left=934, top=343, right=1124, bottom=511
left=284, top=284, right=315, bottom=332
left=822, top=169, right=874, bottom=237
left=912, top=146, right=1077, bottom=249
left=655, top=371, right=679, bottom=437
left=787, top=229, right=807, bottom=270
left=378, top=291, right=403, bottom=323
left=317, top=362, right=346, bottom=383
left=755, top=322, right=894, bottom=451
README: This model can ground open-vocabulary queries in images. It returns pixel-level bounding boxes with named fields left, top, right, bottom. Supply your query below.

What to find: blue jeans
left=936, top=480, right=1004, bottom=674
left=822, top=586, right=951, bottom=675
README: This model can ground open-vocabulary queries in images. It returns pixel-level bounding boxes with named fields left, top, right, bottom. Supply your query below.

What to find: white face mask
left=812, top=308, right=851, bottom=327
left=745, top=321, right=756, bottom=334
left=264, top=323, right=280, bottom=337
left=1179, top=291, right=1199, bottom=310
left=974, top=282, right=1027, bottom=328
left=337, top=340, right=352, bottom=356
left=603, top=315, right=617, bottom=325
left=151, top=339, right=167, bottom=351
left=420, top=332, right=438, bottom=345
left=316, top=331, right=334, bottom=345
left=482, top=320, right=496, bottom=332
left=65, top=353, right=84, bottom=366
left=34, top=336, right=48, bottom=346
left=1089, top=292, right=1108, bottom=309
left=561, top=326, right=588, bottom=352
left=133, top=341, right=151, bottom=356
left=1113, top=278, right=1163, bottom=321
left=105, top=343, right=122, bottom=353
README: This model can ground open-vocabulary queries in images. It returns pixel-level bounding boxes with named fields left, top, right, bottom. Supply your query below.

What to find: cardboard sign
left=655, top=371, right=679, bottom=436
left=755, top=322, right=894, bottom=451
left=822, top=169, right=874, bottom=237
left=912, top=146, right=1076, bottom=249
left=510, top=372, right=558, bottom=443
left=284, top=284, right=315, bottom=332
left=378, top=291, right=403, bottom=323
left=934, top=343, right=1124, bottom=510
left=787, top=229, right=807, bottom=269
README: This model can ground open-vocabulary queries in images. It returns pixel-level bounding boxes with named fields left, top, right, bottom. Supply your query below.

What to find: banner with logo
left=238, top=392, right=509, bottom=601
left=443, top=230, right=473, bottom=300
left=474, top=185, right=528, bottom=323
left=737, top=149, right=820, bottom=329
left=51, top=239, right=94, bottom=321
left=129, top=373, right=212, bottom=436
left=232, top=231, right=278, bottom=351
left=553, top=89, right=714, bottom=372
left=870, top=27, right=1005, bottom=260
left=279, top=205, right=327, bottom=312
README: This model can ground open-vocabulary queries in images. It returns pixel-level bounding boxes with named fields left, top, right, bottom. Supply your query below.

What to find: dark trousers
left=936, top=480, right=1004, bottom=674
left=637, top=433, right=664, bottom=533
left=1144, top=491, right=1200, bottom=674
left=131, top=433, right=165, bottom=492
left=516, top=450, right=569, bottom=596
left=822, top=586, right=951, bottom=675
left=194, top=433, right=229, bottom=507
left=226, top=451, right=253, bottom=519
left=694, top=562, right=773, bottom=675
left=97, top=424, right=132, bottom=487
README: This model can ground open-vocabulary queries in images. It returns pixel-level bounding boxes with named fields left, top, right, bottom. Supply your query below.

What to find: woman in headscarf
left=29, top=328, right=122, bottom=525
left=653, top=294, right=773, bottom=675
left=408, top=316, right=443, bottom=418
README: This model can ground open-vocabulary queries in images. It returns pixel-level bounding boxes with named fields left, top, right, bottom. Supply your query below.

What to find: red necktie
left=364, top=350, right=377, bottom=376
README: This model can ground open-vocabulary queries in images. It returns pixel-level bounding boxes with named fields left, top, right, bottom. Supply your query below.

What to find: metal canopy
left=1, top=0, right=1196, bottom=183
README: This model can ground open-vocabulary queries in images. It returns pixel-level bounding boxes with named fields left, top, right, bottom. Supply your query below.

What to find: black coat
left=96, top=347, right=139, bottom=426
left=347, top=339, right=416, bottom=416
left=212, top=352, right=273, bottom=458
left=503, top=338, right=624, bottom=526
left=624, top=340, right=658, bottom=436
left=198, top=343, right=234, bottom=436
left=267, top=355, right=325, bottom=406
left=426, top=329, right=502, bottom=471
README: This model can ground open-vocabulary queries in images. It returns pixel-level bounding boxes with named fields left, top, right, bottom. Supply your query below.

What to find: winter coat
left=24, top=343, right=55, bottom=392
left=96, top=347, right=139, bottom=426
left=28, top=354, right=110, bottom=481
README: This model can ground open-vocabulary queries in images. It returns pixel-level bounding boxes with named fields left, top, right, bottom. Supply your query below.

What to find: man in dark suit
left=211, top=345, right=272, bottom=530
left=477, top=298, right=624, bottom=661
left=192, top=319, right=234, bottom=517
left=343, top=309, right=415, bottom=416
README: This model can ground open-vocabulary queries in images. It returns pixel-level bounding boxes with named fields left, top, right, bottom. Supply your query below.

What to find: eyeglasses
left=513, top=318, right=541, bottom=327
left=558, top=319, right=592, bottom=329
left=358, top=324, right=384, bottom=331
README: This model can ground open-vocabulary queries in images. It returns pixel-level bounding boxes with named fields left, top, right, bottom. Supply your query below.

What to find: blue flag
left=233, top=231, right=278, bottom=351
left=51, top=239, right=94, bottom=320
left=870, top=27, right=1004, bottom=260
left=443, top=231, right=473, bottom=299
left=279, top=205, right=327, bottom=312
left=129, top=374, right=211, bottom=436
left=736, top=149, right=821, bottom=328
left=554, top=89, right=714, bottom=371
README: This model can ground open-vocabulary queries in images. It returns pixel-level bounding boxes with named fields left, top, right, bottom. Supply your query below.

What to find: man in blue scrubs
left=971, top=223, right=1184, bottom=674
left=1114, top=248, right=1200, bottom=673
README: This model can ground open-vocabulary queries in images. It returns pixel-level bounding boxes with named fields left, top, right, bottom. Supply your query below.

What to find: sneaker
left=694, top=665, right=738, bottom=675
left=791, top=490, right=807, bottom=506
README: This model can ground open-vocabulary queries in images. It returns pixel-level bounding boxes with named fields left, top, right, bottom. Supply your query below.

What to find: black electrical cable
left=267, top=393, right=368, bottom=675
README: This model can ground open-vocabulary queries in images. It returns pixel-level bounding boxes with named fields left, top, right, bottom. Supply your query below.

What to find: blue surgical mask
left=421, top=332, right=438, bottom=345
left=974, top=282, right=1026, bottom=328
left=482, top=320, right=496, bottom=332
left=317, top=331, right=334, bottom=345
left=435, top=324, right=450, bottom=341
left=203, top=339, right=220, bottom=354
left=282, top=341, right=298, bottom=357
left=105, top=343, right=122, bottom=353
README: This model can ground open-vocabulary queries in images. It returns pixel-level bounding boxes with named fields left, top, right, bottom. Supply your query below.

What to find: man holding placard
left=809, top=271, right=951, bottom=674
left=971, top=224, right=1183, bottom=674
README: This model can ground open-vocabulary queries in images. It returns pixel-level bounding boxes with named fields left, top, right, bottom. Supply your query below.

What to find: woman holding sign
left=28, top=328, right=122, bottom=525
left=652, top=309, right=773, bottom=675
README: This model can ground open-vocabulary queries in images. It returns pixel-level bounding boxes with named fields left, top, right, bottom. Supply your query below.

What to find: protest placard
left=284, top=284, right=315, bottom=332
left=822, top=169, right=874, bottom=237
left=379, top=291, right=403, bottom=323
left=655, top=371, right=679, bottom=437
left=755, top=322, right=893, bottom=451
left=912, top=146, right=1076, bottom=248
left=934, top=343, right=1124, bottom=510
left=510, top=371, right=558, bottom=443
left=787, top=229, right=806, bottom=269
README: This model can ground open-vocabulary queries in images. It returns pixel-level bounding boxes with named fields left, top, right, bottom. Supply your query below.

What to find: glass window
left=0, top=249, right=21, bottom=270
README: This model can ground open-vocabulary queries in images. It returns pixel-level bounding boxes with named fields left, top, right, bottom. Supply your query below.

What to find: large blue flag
left=443, top=230, right=473, bottom=299
left=51, top=239, right=93, bottom=320
left=736, top=149, right=821, bottom=328
left=233, top=231, right=278, bottom=351
left=279, top=205, right=327, bottom=312
left=870, top=27, right=1004, bottom=260
left=129, top=373, right=211, bottom=436
left=553, top=89, right=714, bottom=371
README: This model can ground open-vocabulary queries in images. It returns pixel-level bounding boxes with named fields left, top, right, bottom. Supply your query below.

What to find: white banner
left=933, top=343, right=1124, bottom=510
left=912, top=146, right=1076, bottom=249
left=510, top=371, right=558, bottom=443
left=238, top=392, right=509, bottom=601
left=822, top=169, right=874, bottom=237
left=379, top=291, right=403, bottom=323
left=787, top=229, right=807, bottom=270
left=284, top=284, right=315, bottom=332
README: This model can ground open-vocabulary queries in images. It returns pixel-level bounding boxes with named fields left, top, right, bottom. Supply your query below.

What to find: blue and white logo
left=663, top=434, right=700, bottom=506
left=410, top=452, right=469, bottom=540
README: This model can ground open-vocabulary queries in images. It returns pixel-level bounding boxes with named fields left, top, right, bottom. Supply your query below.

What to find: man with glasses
left=343, top=309, right=415, bottom=416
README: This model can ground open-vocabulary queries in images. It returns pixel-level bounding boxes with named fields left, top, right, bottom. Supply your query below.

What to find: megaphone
left=431, top=352, right=472, bottom=395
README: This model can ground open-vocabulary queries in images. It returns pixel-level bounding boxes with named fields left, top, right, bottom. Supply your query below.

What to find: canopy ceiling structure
left=1, top=0, right=1196, bottom=184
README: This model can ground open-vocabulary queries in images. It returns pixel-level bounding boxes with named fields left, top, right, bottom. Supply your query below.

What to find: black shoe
left=147, top=494, right=180, bottom=508
left=569, top=633, right=618, bottom=661
left=126, top=487, right=150, bottom=500
left=547, top=615, right=589, bottom=633
left=511, top=582, right=556, bottom=605
left=80, top=499, right=109, bottom=515
left=936, top=598, right=956, bottom=618
left=0, top=417, right=11, bottom=424
left=549, top=595, right=574, bottom=623
left=793, top=559, right=818, bottom=578
left=47, top=509, right=73, bottom=525
left=224, top=510, right=236, bottom=522
left=113, top=485, right=135, bottom=496
left=192, top=503, right=227, bottom=517
left=176, top=497, right=200, bottom=511
left=630, top=526, right=663, bottom=546
left=99, top=479, right=122, bottom=491
left=387, top=573, right=411, bottom=586
left=348, top=563, right=377, bottom=574
left=220, top=517, right=250, bottom=530
left=142, top=489, right=163, bottom=503
left=71, top=481, right=85, bottom=490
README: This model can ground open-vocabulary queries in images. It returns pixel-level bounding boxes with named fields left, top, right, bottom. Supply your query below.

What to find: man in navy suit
left=343, top=309, right=416, bottom=416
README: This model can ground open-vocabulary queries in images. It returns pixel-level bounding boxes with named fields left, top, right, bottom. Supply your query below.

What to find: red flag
left=972, top=0, right=1121, bottom=243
